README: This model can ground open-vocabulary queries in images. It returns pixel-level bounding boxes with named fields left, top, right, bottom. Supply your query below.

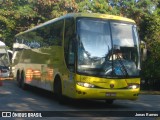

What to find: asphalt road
left=0, top=80, right=160, bottom=120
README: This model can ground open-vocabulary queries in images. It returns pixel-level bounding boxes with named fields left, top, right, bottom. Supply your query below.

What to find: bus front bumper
left=74, top=85, right=139, bottom=100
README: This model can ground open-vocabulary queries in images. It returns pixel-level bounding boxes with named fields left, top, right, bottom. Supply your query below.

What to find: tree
left=0, top=1, right=16, bottom=46
left=139, top=2, right=160, bottom=90
left=0, top=0, right=78, bottom=48
left=108, top=0, right=159, bottom=25
left=77, top=0, right=119, bottom=14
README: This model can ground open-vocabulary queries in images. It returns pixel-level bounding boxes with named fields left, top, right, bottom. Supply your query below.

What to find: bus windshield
left=77, top=18, right=140, bottom=78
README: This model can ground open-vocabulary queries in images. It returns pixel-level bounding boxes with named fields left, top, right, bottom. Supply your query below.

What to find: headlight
left=77, top=82, right=95, bottom=88
left=128, top=84, right=139, bottom=89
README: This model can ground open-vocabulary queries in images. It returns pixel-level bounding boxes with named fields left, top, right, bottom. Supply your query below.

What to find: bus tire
left=20, top=71, right=27, bottom=90
left=16, top=71, right=21, bottom=88
left=54, top=76, right=66, bottom=104
left=105, top=99, right=114, bottom=104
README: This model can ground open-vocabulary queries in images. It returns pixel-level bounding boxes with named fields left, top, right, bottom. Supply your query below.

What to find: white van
left=0, top=41, right=11, bottom=78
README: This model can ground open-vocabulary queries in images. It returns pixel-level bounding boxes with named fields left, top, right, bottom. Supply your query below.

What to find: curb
left=140, top=91, right=160, bottom=95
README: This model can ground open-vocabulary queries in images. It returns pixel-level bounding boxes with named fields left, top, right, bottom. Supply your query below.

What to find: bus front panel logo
left=110, top=84, right=114, bottom=88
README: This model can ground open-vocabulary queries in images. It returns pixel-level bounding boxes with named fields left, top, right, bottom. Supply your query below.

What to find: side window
left=35, top=20, right=64, bottom=47
left=24, top=32, right=41, bottom=49
left=64, top=17, right=75, bottom=71
left=46, top=20, right=64, bottom=46
left=68, top=40, right=75, bottom=65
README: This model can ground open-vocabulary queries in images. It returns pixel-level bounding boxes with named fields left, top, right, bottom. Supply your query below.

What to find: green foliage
left=108, top=0, right=159, bottom=25
left=0, top=0, right=78, bottom=48
left=140, top=13, right=160, bottom=79
left=77, top=0, right=119, bottom=15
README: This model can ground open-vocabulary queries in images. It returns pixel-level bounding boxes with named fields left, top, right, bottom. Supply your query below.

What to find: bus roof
left=16, top=13, right=135, bottom=36
left=66, top=13, right=135, bottom=23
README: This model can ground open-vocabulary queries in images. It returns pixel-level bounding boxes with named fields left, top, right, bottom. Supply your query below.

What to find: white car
left=0, top=66, right=10, bottom=78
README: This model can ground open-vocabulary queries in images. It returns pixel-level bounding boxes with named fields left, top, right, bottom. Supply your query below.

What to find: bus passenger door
left=65, top=39, right=76, bottom=96
left=63, top=17, right=76, bottom=96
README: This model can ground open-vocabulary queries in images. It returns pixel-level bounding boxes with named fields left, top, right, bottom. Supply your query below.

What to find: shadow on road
left=21, top=83, right=130, bottom=110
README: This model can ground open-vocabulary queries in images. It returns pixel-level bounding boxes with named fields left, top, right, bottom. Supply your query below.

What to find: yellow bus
left=13, top=13, right=141, bottom=104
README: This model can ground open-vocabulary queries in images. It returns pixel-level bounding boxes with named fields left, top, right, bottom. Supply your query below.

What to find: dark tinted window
left=16, top=19, right=64, bottom=48
left=64, top=17, right=75, bottom=71
left=41, top=20, right=64, bottom=46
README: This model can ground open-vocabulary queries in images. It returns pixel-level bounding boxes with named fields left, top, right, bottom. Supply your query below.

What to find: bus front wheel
left=54, top=77, right=66, bottom=104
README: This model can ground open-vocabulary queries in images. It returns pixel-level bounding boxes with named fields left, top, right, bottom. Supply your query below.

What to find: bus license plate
left=106, top=92, right=116, bottom=96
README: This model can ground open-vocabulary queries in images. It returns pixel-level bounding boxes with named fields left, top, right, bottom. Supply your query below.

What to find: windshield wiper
left=116, top=54, right=129, bottom=77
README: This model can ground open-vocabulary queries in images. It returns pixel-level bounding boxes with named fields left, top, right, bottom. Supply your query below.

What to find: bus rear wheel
left=20, top=72, right=27, bottom=90
left=16, top=71, right=21, bottom=88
